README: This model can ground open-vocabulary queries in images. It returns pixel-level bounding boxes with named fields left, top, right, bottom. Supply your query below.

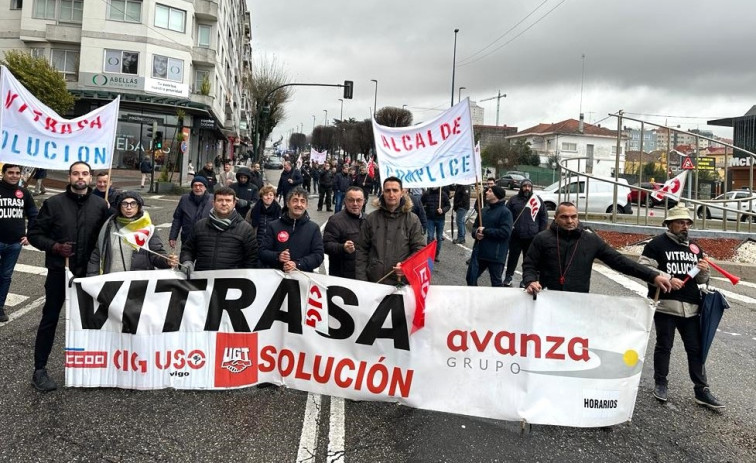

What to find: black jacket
left=421, top=188, right=451, bottom=220
left=180, top=211, right=257, bottom=271
left=474, top=200, right=512, bottom=263
left=506, top=193, right=547, bottom=240
left=247, top=199, right=282, bottom=245
left=197, top=167, right=217, bottom=188
left=323, top=210, right=363, bottom=278
left=230, top=167, right=259, bottom=217
left=87, top=215, right=172, bottom=275
left=522, top=222, right=659, bottom=293
left=260, top=211, right=324, bottom=272
left=169, top=192, right=213, bottom=243
left=408, top=193, right=428, bottom=232
left=28, top=186, right=110, bottom=277
left=453, top=185, right=470, bottom=210
left=334, top=172, right=351, bottom=193
left=319, top=168, right=334, bottom=188
left=277, top=168, right=303, bottom=199
left=0, top=180, right=38, bottom=244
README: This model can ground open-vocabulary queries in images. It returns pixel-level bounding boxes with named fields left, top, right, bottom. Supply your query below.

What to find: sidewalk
left=31, top=168, right=188, bottom=194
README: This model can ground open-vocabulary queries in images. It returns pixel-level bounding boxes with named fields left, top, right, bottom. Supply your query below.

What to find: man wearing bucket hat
left=639, top=203, right=723, bottom=409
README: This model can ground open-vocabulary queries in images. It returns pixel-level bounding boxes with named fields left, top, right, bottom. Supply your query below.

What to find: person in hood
left=230, top=166, right=258, bottom=218
left=0, top=164, right=38, bottom=322
left=356, top=176, right=425, bottom=284
left=88, top=191, right=177, bottom=275
left=168, top=176, right=213, bottom=249
left=503, top=178, right=547, bottom=287
left=259, top=187, right=324, bottom=272
left=28, top=161, right=110, bottom=392
left=180, top=187, right=257, bottom=271
left=247, top=185, right=282, bottom=249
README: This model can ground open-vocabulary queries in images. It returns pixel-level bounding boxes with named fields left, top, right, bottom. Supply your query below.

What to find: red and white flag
left=401, top=241, right=437, bottom=333
left=296, top=152, right=303, bottom=170
left=367, top=158, right=376, bottom=178
left=527, top=195, right=541, bottom=221
left=304, top=281, right=328, bottom=334
left=651, top=170, right=688, bottom=202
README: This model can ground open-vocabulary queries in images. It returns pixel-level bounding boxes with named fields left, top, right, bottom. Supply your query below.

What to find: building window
left=108, top=0, right=142, bottom=23
left=33, top=0, right=56, bottom=19
left=32, top=0, right=82, bottom=22
left=11, top=0, right=23, bottom=9
left=152, top=54, right=183, bottom=82
left=59, top=0, right=83, bottom=22
left=562, top=142, right=577, bottom=152
left=194, top=69, right=210, bottom=93
left=30, top=48, right=47, bottom=59
left=155, top=3, right=185, bottom=33
left=51, top=49, right=79, bottom=81
left=104, top=50, right=139, bottom=74
left=197, top=24, right=211, bottom=48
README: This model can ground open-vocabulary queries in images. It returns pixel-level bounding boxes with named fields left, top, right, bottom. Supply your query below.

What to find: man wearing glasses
left=0, top=164, right=38, bottom=322
left=28, top=161, right=110, bottom=392
left=323, top=186, right=365, bottom=279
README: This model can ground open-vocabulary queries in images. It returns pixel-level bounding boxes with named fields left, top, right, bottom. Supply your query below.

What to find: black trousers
left=504, top=237, right=533, bottom=280
left=35, top=269, right=66, bottom=370
left=318, top=186, right=333, bottom=210
left=653, top=311, right=708, bottom=392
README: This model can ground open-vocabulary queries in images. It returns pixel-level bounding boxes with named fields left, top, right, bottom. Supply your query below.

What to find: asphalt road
left=0, top=170, right=754, bottom=462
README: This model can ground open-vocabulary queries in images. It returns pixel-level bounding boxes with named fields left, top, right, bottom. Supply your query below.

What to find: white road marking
left=155, top=223, right=173, bottom=228
left=22, top=245, right=44, bottom=253
left=14, top=263, right=48, bottom=276
left=0, top=296, right=45, bottom=325
left=710, top=276, right=756, bottom=289
left=296, top=393, right=322, bottom=462
left=328, top=396, right=346, bottom=463
left=708, top=286, right=756, bottom=305
left=4, top=293, right=29, bottom=307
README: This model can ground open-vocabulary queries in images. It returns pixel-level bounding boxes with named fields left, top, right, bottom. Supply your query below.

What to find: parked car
left=539, top=176, right=633, bottom=214
left=264, top=157, right=283, bottom=169
left=696, top=190, right=756, bottom=222
left=627, top=182, right=678, bottom=208
left=496, top=174, right=526, bottom=189
left=504, top=170, right=530, bottom=179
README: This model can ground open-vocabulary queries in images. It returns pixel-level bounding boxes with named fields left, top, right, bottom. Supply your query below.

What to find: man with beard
left=0, top=164, right=38, bottom=322
left=323, top=186, right=365, bottom=279
left=181, top=187, right=257, bottom=271
left=277, top=161, right=303, bottom=203
left=168, top=176, right=213, bottom=250
left=250, top=163, right=264, bottom=190
left=639, top=204, right=722, bottom=409
left=28, top=161, right=110, bottom=391
left=260, top=187, right=323, bottom=272
left=503, top=179, right=547, bottom=287
left=522, top=202, right=670, bottom=295
left=229, top=166, right=258, bottom=218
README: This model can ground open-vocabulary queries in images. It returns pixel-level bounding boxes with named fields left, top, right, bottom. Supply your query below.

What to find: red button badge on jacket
left=277, top=231, right=289, bottom=243
left=15, top=190, right=23, bottom=199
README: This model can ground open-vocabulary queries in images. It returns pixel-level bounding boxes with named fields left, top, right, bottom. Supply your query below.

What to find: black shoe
left=327, top=209, right=333, bottom=212
left=317, top=208, right=322, bottom=212
left=434, top=258, right=440, bottom=263
left=32, top=369, right=57, bottom=392
left=653, top=383, right=668, bottom=402
left=502, top=277, right=513, bottom=287
left=0, top=309, right=7, bottom=322
left=695, top=388, right=724, bottom=409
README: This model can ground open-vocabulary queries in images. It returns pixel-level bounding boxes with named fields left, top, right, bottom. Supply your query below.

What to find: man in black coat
left=503, top=179, right=547, bottom=287
left=181, top=187, right=257, bottom=271
left=333, top=164, right=351, bottom=213
left=197, top=161, right=218, bottom=191
left=229, top=167, right=258, bottom=218
left=277, top=161, right=303, bottom=202
left=28, top=161, right=110, bottom=392
left=260, top=187, right=324, bottom=272
left=323, top=187, right=365, bottom=279
left=317, top=162, right=334, bottom=212
left=168, top=176, right=213, bottom=249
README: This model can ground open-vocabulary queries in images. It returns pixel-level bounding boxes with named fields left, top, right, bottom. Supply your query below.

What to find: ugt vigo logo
left=214, top=333, right=258, bottom=387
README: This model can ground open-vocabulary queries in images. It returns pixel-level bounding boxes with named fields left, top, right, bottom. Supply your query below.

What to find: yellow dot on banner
left=623, top=350, right=639, bottom=367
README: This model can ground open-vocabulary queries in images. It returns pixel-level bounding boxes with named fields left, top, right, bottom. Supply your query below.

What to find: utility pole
left=480, top=90, right=507, bottom=126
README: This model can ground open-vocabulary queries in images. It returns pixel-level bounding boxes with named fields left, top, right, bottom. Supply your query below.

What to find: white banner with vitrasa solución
left=0, top=66, right=119, bottom=170
left=372, top=99, right=478, bottom=188
left=66, top=269, right=654, bottom=428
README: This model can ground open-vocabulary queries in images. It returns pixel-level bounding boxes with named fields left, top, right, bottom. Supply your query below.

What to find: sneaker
left=502, top=277, right=513, bottom=287
left=32, top=369, right=57, bottom=392
left=653, top=383, right=668, bottom=402
left=695, top=388, right=724, bottom=409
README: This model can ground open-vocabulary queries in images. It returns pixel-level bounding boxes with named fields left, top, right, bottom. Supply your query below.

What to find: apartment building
left=0, top=0, right=252, bottom=173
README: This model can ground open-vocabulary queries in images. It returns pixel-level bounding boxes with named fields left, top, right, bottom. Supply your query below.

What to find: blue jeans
left=455, top=208, right=467, bottom=240
left=0, top=241, right=22, bottom=308
left=334, top=191, right=345, bottom=213
left=427, top=217, right=444, bottom=256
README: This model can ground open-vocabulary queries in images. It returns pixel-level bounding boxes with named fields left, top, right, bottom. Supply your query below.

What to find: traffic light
left=154, top=131, right=163, bottom=150
left=343, top=80, right=353, bottom=99
left=146, top=121, right=156, bottom=141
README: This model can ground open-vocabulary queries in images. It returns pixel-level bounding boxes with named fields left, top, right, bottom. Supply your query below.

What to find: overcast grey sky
left=250, top=0, right=752, bottom=146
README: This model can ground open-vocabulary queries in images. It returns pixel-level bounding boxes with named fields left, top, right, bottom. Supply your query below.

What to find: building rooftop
left=514, top=118, right=616, bottom=137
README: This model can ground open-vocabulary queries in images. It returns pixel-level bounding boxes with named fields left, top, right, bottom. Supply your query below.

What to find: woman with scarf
left=87, top=191, right=178, bottom=275
left=246, top=185, right=282, bottom=248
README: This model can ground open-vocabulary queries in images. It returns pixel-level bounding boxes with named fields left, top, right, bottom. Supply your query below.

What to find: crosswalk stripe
left=14, top=263, right=48, bottom=276
left=0, top=295, right=45, bottom=326
left=5, top=293, right=29, bottom=307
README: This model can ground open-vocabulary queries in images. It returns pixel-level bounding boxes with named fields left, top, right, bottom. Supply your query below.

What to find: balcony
left=192, top=47, right=217, bottom=66
left=194, top=0, right=218, bottom=21
left=45, top=24, right=81, bottom=43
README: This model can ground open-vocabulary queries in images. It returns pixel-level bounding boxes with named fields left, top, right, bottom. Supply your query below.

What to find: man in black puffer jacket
left=229, top=166, right=258, bottom=218
left=169, top=176, right=213, bottom=249
left=503, top=179, right=547, bottom=287
left=317, top=162, right=334, bottom=212
left=180, top=187, right=257, bottom=271
left=260, top=187, right=324, bottom=272
left=323, top=186, right=365, bottom=278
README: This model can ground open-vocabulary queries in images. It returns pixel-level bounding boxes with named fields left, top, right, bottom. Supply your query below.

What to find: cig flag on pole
left=372, top=98, right=478, bottom=188
left=528, top=195, right=542, bottom=222
left=401, top=240, right=437, bottom=332
left=310, top=148, right=327, bottom=164
left=304, top=280, right=329, bottom=335
left=650, top=171, right=687, bottom=202
left=113, top=214, right=155, bottom=250
left=0, top=66, right=120, bottom=170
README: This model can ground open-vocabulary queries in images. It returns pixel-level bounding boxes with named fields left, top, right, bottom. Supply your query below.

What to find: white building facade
left=1, top=0, right=252, bottom=174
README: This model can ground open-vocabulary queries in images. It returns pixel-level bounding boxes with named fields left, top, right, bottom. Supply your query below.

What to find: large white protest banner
left=66, top=269, right=654, bottom=428
left=0, top=66, right=120, bottom=170
left=372, top=99, right=478, bottom=188
left=310, top=148, right=327, bottom=164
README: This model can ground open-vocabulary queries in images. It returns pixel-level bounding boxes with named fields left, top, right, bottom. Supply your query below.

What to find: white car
left=539, top=176, right=633, bottom=214
left=696, top=190, right=756, bottom=222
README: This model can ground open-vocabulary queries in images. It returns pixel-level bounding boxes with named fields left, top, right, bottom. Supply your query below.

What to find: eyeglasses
left=121, top=201, right=139, bottom=208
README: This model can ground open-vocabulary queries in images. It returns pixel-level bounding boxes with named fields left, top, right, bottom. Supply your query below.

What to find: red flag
left=401, top=240, right=437, bottom=333
left=367, top=159, right=376, bottom=178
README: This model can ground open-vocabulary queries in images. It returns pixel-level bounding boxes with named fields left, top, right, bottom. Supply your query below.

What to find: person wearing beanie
left=638, top=204, right=723, bottom=409
left=465, top=184, right=513, bottom=286
left=168, top=176, right=213, bottom=249
left=87, top=191, right=177, bottom=275
left=502, top=178, right=547, bottom=287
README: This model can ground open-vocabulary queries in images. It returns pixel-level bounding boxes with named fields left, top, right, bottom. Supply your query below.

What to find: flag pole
left=103, top=96, right=121, bottom=205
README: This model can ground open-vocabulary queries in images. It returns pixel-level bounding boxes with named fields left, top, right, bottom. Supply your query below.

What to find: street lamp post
left=370, top=79, right=378, bottom=117
left=312, top=115, right=316, bottom=132
left=450, top=28, right=459, bottom=107
left=338, top=98, right=344, bottom=121
left=323, top=109, right=328, bottom=126
left=458, top=86, right=466, bottom=103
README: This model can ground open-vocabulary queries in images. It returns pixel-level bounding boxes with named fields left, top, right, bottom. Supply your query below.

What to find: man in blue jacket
left=168, top=176, right=213, bottom=250
left=260, top=187, right=324, bottom=272
left=466, top=186, right=512, bottom=287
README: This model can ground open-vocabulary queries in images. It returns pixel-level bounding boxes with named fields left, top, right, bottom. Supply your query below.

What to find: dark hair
left=214, top=186, right=236, bottom=199
left=96, top=171, right=109, bottom=178
left=556, top=201, right=577, bottom=215
left=286, top=186, right=308, bottom=203
left=69, top=161, right=92, bottom=175
left=486, top=177, right=495, bottom=183
left=383, top=176, right=402, bottom=189
left=2, top=164, right=21, bottom=173
left=345, top=186, right=365, bottom=197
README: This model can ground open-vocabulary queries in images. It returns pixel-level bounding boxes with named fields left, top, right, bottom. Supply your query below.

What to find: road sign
left=680, top=156, right=695, bottom=170
left=697, top=156, right=716, bottom=171
left=180, top=141, right=188, bottom=154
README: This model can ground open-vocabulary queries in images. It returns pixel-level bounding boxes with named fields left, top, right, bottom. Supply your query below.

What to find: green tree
left=311, top=125, right=337, bottom=153
left=481, top=142, right=514, bottom=171
left=375, top=106, right=413, bottom=127
left=512, top=139, right=538, bottom=166
left=289, top=133, right=307, bottom=152
left=246, top=55, right=292, bottom=161
left=0, top=50, right=75, bottom=114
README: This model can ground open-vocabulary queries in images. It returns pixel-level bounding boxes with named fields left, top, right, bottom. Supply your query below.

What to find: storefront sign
left=144, top=77, right=189, bottom=98
left=197, top=118, right=216, bottom=130
left=123, top=114, right=164, bottom=125
left=80, top=72, right=144, bottom=91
